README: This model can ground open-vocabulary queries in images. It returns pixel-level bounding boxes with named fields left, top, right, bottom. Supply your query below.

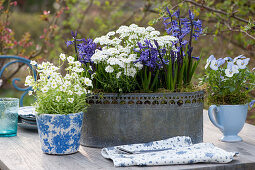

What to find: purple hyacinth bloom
left=192, top=56, right=200, bottom=61
left=164, top=8, right=203, bottom=49
left=66, top=40, right=73, bottom=47
left=66, top=32, right=100, bottom=65
left=166, top=7, right=171, bottom=16
left=249, top=100, right=255, bottom=108
left=172, top=9, right=180, bottom=18
left=76, top=38, right=99, bottom=64
left=134, top=39, right=167, bottom=69
left=71, top=31, right=77, bottom=39
left=189, top=10, right=194, bottom=20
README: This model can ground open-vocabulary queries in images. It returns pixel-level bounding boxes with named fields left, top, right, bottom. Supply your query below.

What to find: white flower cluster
left=25, top=54, right=92, bottom=103
left=92, top=24, right=177, bottom=78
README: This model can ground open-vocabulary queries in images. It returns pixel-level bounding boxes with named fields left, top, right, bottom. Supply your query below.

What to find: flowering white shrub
left=25, top=54, right=92, bottom=114
left=92, top=24, right=177, bottom=77
left=87, top=24, right=177, bottom=92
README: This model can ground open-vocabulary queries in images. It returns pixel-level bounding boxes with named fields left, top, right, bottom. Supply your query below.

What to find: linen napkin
left=101, top=136, right=238, bottom=167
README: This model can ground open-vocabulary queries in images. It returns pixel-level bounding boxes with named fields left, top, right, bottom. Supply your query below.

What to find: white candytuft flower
left=116, top=72, right=121, bottom=79
left=105, top=65, right=114, bottom=73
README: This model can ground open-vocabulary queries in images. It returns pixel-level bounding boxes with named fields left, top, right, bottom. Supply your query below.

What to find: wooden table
left=0, top=110, right=255, bottom=170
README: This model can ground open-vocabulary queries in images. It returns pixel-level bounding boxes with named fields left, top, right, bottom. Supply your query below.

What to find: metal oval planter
left=81, top=91, right=204, bottom=148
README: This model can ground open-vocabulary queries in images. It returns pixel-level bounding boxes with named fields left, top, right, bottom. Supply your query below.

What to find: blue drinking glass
left=0, top=98, right=19, bottom=137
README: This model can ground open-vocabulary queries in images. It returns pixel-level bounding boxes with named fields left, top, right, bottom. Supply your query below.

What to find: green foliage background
left=0, top=0, right=255, bottom=119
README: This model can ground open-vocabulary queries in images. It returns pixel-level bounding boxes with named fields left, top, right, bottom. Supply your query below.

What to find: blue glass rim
left=0, top=98, right=19, bottom=103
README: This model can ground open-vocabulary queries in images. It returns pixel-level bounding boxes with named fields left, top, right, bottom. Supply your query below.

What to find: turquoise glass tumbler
left=0, top=98, right=19, bottom=137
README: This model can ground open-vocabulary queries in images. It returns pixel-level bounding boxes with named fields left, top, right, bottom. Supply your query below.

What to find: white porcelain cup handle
left=208, top=105, right=224, bottom=131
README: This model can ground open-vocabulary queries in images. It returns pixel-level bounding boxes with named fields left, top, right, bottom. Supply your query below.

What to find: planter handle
left=208, top=105, right=224, bottom=131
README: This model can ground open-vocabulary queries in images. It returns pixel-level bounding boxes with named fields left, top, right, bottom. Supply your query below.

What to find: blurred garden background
left=0, top=0, right=255, bottom=122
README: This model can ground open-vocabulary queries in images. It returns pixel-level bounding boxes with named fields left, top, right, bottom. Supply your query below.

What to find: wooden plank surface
left=0, top=110, right=255, bottom=170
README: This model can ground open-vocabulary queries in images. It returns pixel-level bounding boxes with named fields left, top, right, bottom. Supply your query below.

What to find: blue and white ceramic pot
left=208, top=104, right=248, bottom=142
left=36, top=112, right=84, bottom=154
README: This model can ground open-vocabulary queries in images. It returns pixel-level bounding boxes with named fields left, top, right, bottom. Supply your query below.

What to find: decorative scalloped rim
left=87, top=91, right=204, bottom=106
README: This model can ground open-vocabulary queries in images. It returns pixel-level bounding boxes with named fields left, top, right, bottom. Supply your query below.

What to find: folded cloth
left=101, top=136, right=238, bottom=167
left=18, top=106, right=36, bottom=117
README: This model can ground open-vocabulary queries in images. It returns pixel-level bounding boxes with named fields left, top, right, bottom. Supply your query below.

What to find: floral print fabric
left=101, top=136, right=237, bottom=167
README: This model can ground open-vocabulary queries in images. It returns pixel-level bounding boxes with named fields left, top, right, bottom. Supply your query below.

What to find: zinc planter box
left=81, top=91, right=204, bottom=148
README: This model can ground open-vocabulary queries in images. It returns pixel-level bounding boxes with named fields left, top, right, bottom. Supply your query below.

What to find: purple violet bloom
left=224, top=57, right=233, bottom=61
left=249, top=100, right=255, bottom=108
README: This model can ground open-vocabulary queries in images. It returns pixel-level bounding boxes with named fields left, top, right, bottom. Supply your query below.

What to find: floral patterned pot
left=36, top=112, right=84, bottom=154
left=81, top=91, right=204, bottom=148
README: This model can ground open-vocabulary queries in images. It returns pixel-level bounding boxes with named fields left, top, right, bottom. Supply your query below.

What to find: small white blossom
left=67, top=98, right=74, bottom=103
left=59, top=53, right=66, bottom=61
left=146, top=26, right=155, bottom=32
left=75, top=91, right=83, bottom=96
left=107, top=31, right=115, bottom=37
left=25, top=76, right=33, bottom=86
left=68, top=90, right=73, bottom=95
left=59, top=85, right=67, bottom=92
left=116, top=72, right=121, bottom=79
left=41, top=87, right=49, bottom=93
left=84, top=78, right=93, bottom=87
left=51, top=81, right=57, bottom=89
left=30, top=60, right=37, bottom=66
left=28, top=91, right=33, bottom=96
left=56, top=96, right=61, bottom=102
left=105, top=65, right=114, bottom=73
left=67, top=56, right=75, bottom=63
